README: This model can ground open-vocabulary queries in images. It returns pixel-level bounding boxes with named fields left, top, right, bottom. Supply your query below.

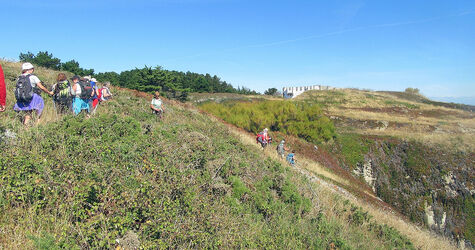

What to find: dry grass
left=298, top=89, right=475, bottom=152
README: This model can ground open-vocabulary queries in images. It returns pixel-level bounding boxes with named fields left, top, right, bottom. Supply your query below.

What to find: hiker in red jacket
left=0, top=63, right=6, bottom=112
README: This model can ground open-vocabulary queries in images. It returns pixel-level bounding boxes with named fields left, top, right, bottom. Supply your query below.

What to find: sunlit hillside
left=0, top=60, right=456, bottom=249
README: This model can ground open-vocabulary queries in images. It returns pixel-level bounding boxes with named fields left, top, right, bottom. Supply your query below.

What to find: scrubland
left=0, top=60, right=450, bottom=249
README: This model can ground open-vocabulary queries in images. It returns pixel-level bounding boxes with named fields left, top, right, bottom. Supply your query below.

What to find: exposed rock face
left=353, top=159, right=376, bottom=192
left=336, top=138, right=474, bottom=247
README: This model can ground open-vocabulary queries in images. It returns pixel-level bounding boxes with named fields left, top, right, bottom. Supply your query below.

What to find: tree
left=19, top=51, right=61, bottom=70
left=264, top=88, right=279, bottom=96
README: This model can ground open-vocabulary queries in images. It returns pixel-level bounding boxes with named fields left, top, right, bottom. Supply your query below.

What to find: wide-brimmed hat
left=91, top=78, right=97, bottom=82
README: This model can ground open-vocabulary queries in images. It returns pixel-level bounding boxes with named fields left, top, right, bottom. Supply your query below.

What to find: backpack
left=79, top=80, right=93, bottom=99
left=256, top=133, right=265, bottom=144
left=15, top=75, right=34, bottom=103
left=55, top=80, right=71, bottom=101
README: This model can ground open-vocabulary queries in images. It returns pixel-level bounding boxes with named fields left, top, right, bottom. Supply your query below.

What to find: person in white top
left=13, top=62, right=53, bottom=125
left=150, top=91, right=165, bottom=119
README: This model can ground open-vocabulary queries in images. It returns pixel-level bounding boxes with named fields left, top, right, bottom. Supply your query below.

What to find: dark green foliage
left=264, top=88, right=279, bottom=96
left=368, top=223, right=414, bottom=249
left=199, top=100, right=336, bottom=143
left=20, top=51, right=61, bottom=70
left=61, top=60, right=94, bottom=76
left=98, top=66, right=258, bottom=100
left=335, top=134, right=370, bottom=168
left=19, top=51, right=93, bottom=75
left=462, top=196, right=475, bottom=243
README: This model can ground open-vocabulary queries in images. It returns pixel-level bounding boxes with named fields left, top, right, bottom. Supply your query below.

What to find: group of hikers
left=0, top=62, right=166, bottom=125
left=0, top=62, right=113, bottom=125
left=256, top=128, right=296, bottom=166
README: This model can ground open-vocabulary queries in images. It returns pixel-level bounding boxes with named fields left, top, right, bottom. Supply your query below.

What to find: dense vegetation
left=95, top=66, right=258, bottom=101
left=18, top=51, right=258, bottom=101
left=0, top=60, right=416, bottom=249
left=199, top=100, right=336, bottom=143
left=329, top=134, right=475, bottom=245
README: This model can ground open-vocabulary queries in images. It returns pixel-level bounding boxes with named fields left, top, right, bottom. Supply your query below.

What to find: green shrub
left=199, top=100, right=336, bottom=144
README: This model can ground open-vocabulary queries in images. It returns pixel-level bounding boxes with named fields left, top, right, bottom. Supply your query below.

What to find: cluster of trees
left=95, top=66, right=258, bottom=101
left=199, top=100, right=336, bottom=143
left=19, top=51, right=94, bottom=76
left=19, top=51, right=258, bottom=101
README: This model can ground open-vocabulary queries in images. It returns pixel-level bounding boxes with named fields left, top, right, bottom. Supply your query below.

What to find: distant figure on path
left=151, top=91, right=165, bottom=119
left=276, top=140, right=288, bottom=158
left=286, top=150, right=296, bottom=166
left=0, top=63, right=6, bottom=112
left=13, top=62, right=53, bottom=125
left=256, top=128, right=272, bottom=149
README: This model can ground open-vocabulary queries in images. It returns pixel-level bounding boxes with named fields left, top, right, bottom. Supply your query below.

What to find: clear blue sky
left=1, top=0, right=474, bottom=102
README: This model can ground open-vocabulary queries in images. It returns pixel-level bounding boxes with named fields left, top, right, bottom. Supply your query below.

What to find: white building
left=282, top=85, right=336, bottom=99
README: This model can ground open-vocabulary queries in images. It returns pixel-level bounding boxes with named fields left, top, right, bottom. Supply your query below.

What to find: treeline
left=19, top=51, right=258, bottom=101
left=199, top=100, right=336, bottom=143
left=19, top=51, right=94, bottom=76
left=95, top=66, right=258, bottom=101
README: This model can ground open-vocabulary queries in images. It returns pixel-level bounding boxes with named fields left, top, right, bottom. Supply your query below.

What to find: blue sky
left=1, top=0, right=474, bottom=102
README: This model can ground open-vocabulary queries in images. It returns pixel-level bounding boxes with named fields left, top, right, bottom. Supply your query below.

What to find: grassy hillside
left=298, top=89, right=475, bottom=246
left=298, top=89, right=475, bottom=152
left=193, top=88, right=474, bottom=247
left=0, top=60, right=445, bottom=249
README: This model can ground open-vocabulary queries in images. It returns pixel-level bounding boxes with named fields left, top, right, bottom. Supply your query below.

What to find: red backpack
left=256, top=132, right=265, bottom=144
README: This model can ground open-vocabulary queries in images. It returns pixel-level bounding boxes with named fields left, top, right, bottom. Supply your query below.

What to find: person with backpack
left=100, top=82, right=113, bottom=101
left=51, top=73, right=72, bottom=114
left=13, top=63, right=53, bottom=125
left=0, top=63, right=6, bottom=112
left=286, top=150, right=296, bottom=166
left=256, top=128, right=272, bottom=149
left=150, top=91, right=165, bottom=119
left=70, top=76, right=92, bottom=116
left=90, top=78, right=100, bottom=112
left=276, top=140, right=289, bottom=158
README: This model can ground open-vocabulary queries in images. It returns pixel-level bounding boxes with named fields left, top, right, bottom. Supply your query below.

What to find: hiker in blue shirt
left=286, top=150, right=296, bottom=166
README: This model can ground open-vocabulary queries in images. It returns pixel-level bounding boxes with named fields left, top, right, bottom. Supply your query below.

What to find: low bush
left=199, top=100, right=336, bottom=144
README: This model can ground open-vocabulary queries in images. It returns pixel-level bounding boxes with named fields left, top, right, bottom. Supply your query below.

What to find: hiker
left=100, top=82, right=113, bottom=101
left=70, top=76, right=92, bottom=116
left=286, top=150, right=296, bottom=166
left=276, top=140, right=289, bottom=158
left=51, top=73, right=72, bottom=114
left=0, top=63, right=5, bottom=112
left=256, top=128, right=272, bottom=148
left=90, top=78, right=100, bottom=112
left=150, top=91, right=165, bottom=119
left=13, top=62, right=53, bottom=125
